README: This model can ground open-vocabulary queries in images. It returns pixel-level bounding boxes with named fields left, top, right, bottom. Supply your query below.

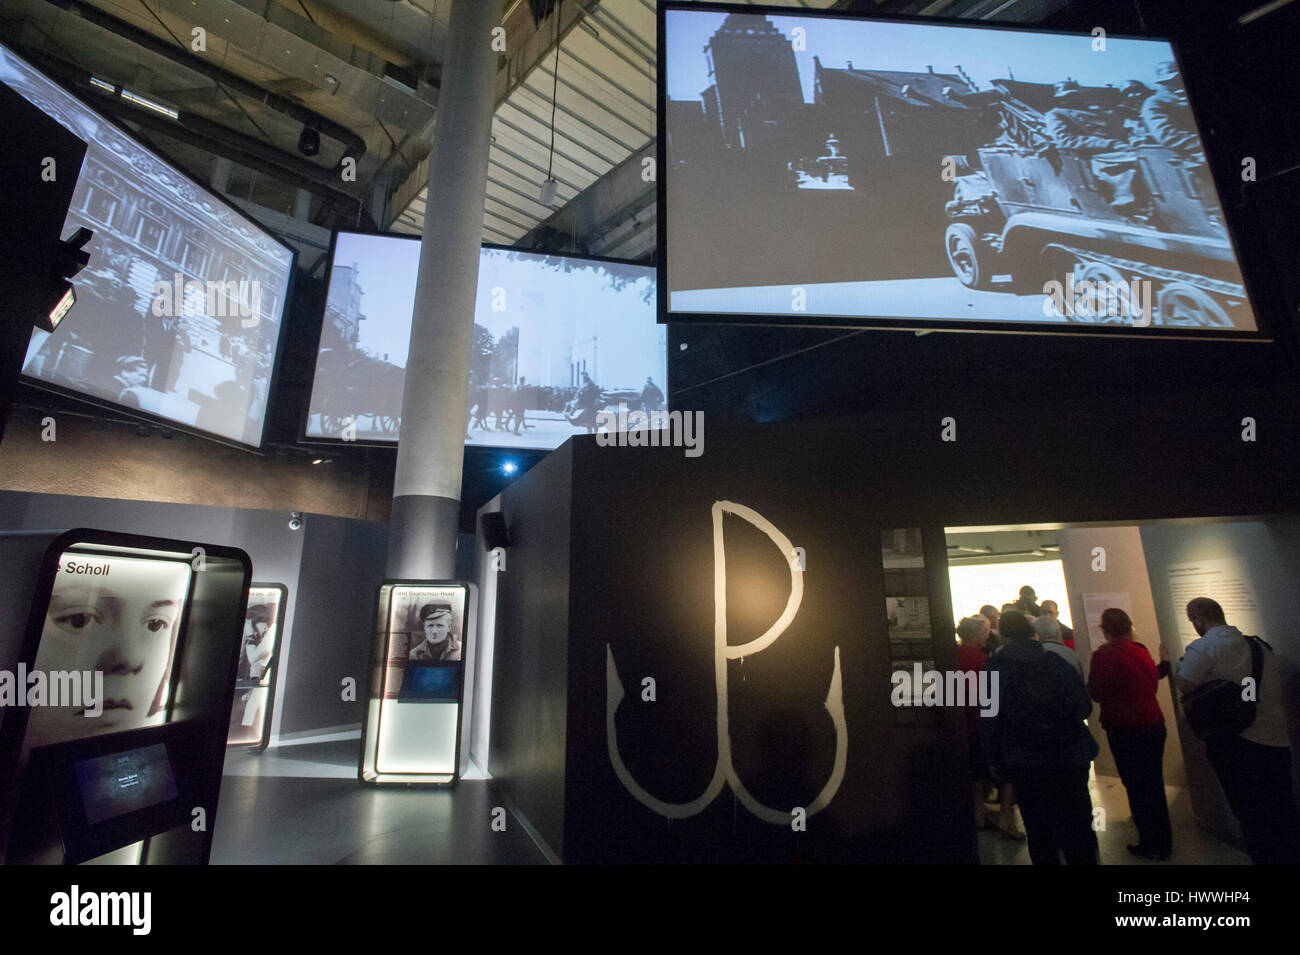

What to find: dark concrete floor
left=213, top=741, right=1247, bottom=865
left=211, top=739, right=548, bottom=865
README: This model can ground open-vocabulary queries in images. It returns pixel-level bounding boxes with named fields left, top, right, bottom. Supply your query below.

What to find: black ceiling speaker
left=298, top=123, right=320, bottom=157
left=480, top=511, right=512, bottom=551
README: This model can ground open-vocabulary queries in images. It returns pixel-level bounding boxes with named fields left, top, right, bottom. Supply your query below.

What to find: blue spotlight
left=501, top=460, right=518, bottom=476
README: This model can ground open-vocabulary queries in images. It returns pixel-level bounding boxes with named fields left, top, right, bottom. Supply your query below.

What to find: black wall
left=487, top=376, right=1300, bottom=863
left=486, top=443, right=573, bottom=856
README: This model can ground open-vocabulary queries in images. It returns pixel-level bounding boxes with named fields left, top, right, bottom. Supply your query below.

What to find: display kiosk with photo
left=359, top=580, right=474, bottom=785
left=226, top=583, right=287, bottom=752
left=0, top=528, right=251, bottom=864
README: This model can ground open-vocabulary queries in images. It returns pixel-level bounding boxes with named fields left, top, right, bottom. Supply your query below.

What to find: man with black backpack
left=981, top=611, right=1100, bottom=864
left=1167, top=597, right=1300, bottom=864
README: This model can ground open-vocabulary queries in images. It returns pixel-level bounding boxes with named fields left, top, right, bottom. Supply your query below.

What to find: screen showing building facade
left=663, top=8, right=1257, bottom=332
left=305, top=232, right=667, bottom=449
left=1, top=43, right=294, bottom=446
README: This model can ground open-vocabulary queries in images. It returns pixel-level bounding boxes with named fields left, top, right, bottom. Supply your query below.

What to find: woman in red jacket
left=1087, top=608, right=1173, bottom=860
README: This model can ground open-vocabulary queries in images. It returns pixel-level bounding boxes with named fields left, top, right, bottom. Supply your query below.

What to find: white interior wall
left=1057, top=525, right=1184, bottom=785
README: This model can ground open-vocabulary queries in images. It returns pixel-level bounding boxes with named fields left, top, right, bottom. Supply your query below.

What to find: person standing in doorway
left=957, top=616, right=994, bottom=831
left=1168, top=597, right=1300, bottom=864
left=982, top=611, right=1099, bottom=864
left=1013, top=585, right=1041, bottom=617
left=981, top=604, right=1002, bottom=653
left=1034, top=615, right=1083, bottom=680
left=1088, top=607, right=1173, bottom=860
left=1040, top=600, right=1075, bottom=648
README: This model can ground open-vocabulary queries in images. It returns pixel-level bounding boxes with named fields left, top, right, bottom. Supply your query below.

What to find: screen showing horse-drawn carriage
left=2, top=42, right=295, bottom=446
left=304, top=231, right=667, bottom=449
left=662, top=6, right=1258, bottom=333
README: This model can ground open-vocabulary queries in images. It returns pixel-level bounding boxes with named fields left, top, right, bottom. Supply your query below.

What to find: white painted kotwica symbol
left=606, top=501, right=846, bottom=824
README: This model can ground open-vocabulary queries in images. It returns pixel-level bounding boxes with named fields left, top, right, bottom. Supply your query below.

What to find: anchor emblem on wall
left=606, top=501, right=847, bottom=824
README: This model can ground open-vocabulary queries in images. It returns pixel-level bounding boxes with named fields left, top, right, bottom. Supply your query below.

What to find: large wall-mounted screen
left=1, top=43, right=295, bottom=447
left=304, top=232, right=666, bottom=449
left=661, top=5, right=1258, bottom=334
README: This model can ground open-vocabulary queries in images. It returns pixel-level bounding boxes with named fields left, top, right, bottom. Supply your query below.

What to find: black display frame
left=24, top=721, right=205, bottom=865
left=656, top=0, right=1277, bottom=343
left=226, top=581, right=288, bottom=753
left=358, top=578, right=471, bottom=787
left=0, top=527, right=252, bottom=865
left=298, top=228, right=667, bottom=449
left=3, top=40, right=300, bottom=452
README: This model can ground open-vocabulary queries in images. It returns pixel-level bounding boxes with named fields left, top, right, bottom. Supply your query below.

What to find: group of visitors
left=956, top=587, right=1299, bottom=865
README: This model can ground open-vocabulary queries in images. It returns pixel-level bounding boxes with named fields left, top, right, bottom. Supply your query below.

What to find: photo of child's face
left=25, top=553, right=192, bottom=748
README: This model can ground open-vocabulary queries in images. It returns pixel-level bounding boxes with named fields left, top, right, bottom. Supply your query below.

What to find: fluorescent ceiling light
left=120, top=89, right=179, bottom=119
left=1239, top=0, right=1294, bottom=24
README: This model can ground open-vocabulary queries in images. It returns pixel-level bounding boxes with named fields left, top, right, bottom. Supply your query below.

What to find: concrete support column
left=294, top=188, right=312, bottom=221
left=386, top=0, right=498, bottom=579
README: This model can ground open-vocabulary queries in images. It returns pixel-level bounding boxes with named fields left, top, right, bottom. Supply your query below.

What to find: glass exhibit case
left=359, top=580, right=475, bottom=785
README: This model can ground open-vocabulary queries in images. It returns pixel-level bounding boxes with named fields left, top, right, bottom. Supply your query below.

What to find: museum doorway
left=941, top=515, right=1300, bottom=863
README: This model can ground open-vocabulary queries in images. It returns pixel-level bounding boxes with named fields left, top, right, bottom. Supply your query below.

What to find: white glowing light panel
left=362, top=583, right=472, bottom=783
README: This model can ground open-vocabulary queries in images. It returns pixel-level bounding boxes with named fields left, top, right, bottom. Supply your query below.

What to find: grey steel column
left=386, top=0, right=498, bottom=579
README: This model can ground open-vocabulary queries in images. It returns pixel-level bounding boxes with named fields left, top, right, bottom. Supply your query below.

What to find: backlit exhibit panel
left=227, top=585, right=284, bottom=747
left=663, top=7, right=1257, bottom=332
left=24, top=551, right=192, bottom=751
left=374, top=585, right=466, bottom=777
left=0, top=42, right=294, bottom=446
left=305, top=234, right=667, bottom=448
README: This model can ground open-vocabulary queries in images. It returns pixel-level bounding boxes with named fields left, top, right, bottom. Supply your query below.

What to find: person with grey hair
left=957, top=616, right=992, bottom=829
left=1034, top=615, right=1083, bottom=679
left=1039, top=600, right=1075, bottom=648
left=958, top=615, right=1021, bottom=840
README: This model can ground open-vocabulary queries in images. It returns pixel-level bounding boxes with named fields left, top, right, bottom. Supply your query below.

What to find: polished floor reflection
left=978, top=772, right=1249, bottom=865
left=215, top=741, right=1249, bottom=865
left=212, top=739, right=547, bottom=865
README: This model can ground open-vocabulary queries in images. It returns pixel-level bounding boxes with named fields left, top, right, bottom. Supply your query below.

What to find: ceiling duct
left=42, top=0, right=368, bottom=162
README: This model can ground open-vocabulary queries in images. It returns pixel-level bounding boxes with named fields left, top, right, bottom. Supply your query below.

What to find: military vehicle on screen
left=940, top=79, right=1249, bottom=329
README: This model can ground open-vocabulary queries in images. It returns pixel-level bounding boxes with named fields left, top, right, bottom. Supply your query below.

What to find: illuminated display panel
left=227, top=585, right=284, bottom=748
left=371, top=584, right=468, bottom=779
